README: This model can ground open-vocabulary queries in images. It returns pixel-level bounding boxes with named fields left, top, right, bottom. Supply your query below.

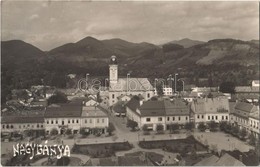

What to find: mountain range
left=1, top=36, right=259, bottom=103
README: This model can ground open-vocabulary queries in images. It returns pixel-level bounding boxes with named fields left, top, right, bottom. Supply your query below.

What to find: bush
left=197, top=123, right=206, bottom=132
left=56, top=157, right=70, bottom=166
left=184, top=122, right=195, bottom=131
left=50, top=128, right=58, bottom=136
left=127, top=119, right=138, bottom=131
left=169, top=123, right=179, bottom=133
left=207, top=121, right=218, bottom=132
left=156, top=124, right=164, bottom=133
left=107, top=123, right=115, bottom=136
left=249, top=133, right=256, bottom=146
left=65, top=128, right=72, bottom=135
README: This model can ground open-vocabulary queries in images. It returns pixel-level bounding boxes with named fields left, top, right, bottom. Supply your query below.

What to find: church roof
left=109, top=78, right=154, bottom=92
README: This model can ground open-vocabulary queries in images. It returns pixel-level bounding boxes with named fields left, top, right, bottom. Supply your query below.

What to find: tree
left=207, top=121, right=218, bottom=132
left=156, top=83, right=164, bottom=96
left=79, top=127, right=88, bottom=136
left=47, top=91, right=68, bottom=105
left=184, top=122, right=194, bottom=131
left=162, top=43, right=184, bottom=53
left=65, top=128, right=72, bottom=135
left=50, top=128, right=58, bottom=136
left=156, top=124, right=164, bottom=133
left=107, top=123, right=115, bottom=136
left=219, top=82, right=235, bottom=94
left=170, top=123, right=179, bottom=133
left=142, top=124, right=149, bottom=131
left=239, top=128, right=247, bottom=140
left=198, top=122, right=207, bottom=132
left=150, top=96, right=158, bottom=101
left=231, top=124, right=239, bottom=136
left=249, top=133, right=256, bottom=146
left=127, top=119, right=138, bottom=131
left=219, top=121, right=228, bottom=132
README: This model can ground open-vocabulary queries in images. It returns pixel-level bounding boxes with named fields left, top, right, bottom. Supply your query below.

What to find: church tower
left=109, top=55, right=118, bottom=84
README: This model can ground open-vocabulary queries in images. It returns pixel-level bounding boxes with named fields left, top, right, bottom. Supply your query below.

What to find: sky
left=2, top=1, right=259, bottom=51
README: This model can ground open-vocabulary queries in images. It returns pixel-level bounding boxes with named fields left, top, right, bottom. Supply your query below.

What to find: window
left=178, top=117, right=181, bottom=121
left=147, top=93, right=150, bottom=98
left=102, top=119, right=104, bottom=123
left=56, top=120, right=58, bottom=124
left=146, top=118, right=151, bottom=122
left=85, top=119, right=87, bottom=123
left=19, top=125, right=21, bottom=129
left=112, top=94, right=115, bottom=99
left=68, top=119, right=70, bottom=124
left=51, top=120, right=53, bottom=124
left=208, top=116, right=210, bottom=120
left=47, top=120, right=49, bottom=124
left=72, top=120, right=75, bottom=123
left=31, top=125, right=34, bottom=128
left=90, top=119, right=92, bottom=123
left=222, top=116, right=224, bottom=120
left=158, top=117, right=162, bottom=121
left=6, top=125, right=9, bottom=129
left=27, top=124, right=30, bottom=127
left=23, top=125, right=26, bottom=128
left=226, top=116, right=228, bottom=120
left=202, top=115, right=204, bottom=119
left=37, top=124, right=39, bottom=128
left=173, top=117, right=175, bottom=121
left=167, top=117, right=170, bottom=121
left=97, top=119, right=99, bottom=123
left=41, top=125, right=43, bottom=128
left=11, top=125, right=14, bottom=129
left=212, top=116, right=214, bottom=120
left=2, top=125, right=5, bottom=129
left=197, top=115, right=200, bottom=119
left=215, top=116, right=218, bottom=120
left=76, top=120, right=79, bottom=123
left=186, top=116, right=188, bottom=120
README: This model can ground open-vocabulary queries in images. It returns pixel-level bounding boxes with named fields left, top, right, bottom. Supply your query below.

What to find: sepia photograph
left=1, top=0, right=259, bottom=166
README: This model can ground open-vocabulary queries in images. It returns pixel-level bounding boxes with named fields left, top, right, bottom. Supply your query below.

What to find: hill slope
left=166, top=38, right=205, bottom=48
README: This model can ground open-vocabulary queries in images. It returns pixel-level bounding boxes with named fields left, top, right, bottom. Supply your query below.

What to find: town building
left=230, top=102, right=259, bottom=137
left=44, top=102, right=83, bottom=134
left=1, top=116, right=45, bottom=134
left=108, top=56, right=154, bottom=106
left=81, top=105, right=109, bottom=134
left=126, top=97, right=190, bottom=131
left=190, top=97, right=230, bottom=127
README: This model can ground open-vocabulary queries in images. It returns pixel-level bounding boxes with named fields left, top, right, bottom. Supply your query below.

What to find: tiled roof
left=118, top=156, right=146, bottom=166
left=109, top=78, right=154, bottom=91
left=45, top=103, right=82, bottom=118
left=165, top=100, right=189, bottom=116
left=234, top=102, right=255, bottom=112
left=139, top=101, right=166, bottom=117
left=81, top=106, right=108, bottom=117
left=192, top=98, right=229, bottom=114
left=194, top=154, right=245, bottom=166
left=112, top=101, right=127, bottom=114
left=126, top=96, right=141, bottom=112
left=194, top=155, right=219, bottom=166
left=224, top=150, right=259, bottom=166
left=2, top=116, right=44, bottom=124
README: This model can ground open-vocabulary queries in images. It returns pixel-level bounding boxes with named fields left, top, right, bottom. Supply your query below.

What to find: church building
left=108, top=55, right=155, bottom=106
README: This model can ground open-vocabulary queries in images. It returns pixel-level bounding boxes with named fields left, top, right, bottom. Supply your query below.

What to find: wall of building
left=2, top=123, right=44, bottom=133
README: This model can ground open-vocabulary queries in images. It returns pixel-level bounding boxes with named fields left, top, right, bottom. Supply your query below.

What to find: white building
left=252, top=80, right=260, bottom=87
left=163, top=86, right=173, bottom=96
left=126, top=97, right=190, bottom=131
left=44, top=100, right=109, bottom=134
left=1, top=116, right=44, bottom=133
left=230, top=102, right=259, bottom=137
left=108, top=56, right=154, bottom=106
left=191, top=97, right=230, bottom=127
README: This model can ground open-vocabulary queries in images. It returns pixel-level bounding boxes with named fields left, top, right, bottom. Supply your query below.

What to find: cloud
left=29, top=14, right=39, bottom=20
left=2, top=1, right=259, bottom=50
